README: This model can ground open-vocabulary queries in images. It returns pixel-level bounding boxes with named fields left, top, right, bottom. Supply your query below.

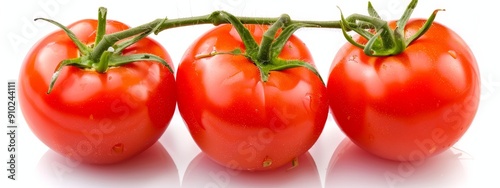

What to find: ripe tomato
left=176, top=24, right=328, bottom=170
left=18, top=19, right=176, bottom=164
left=327, top=19, right=480, bottom=161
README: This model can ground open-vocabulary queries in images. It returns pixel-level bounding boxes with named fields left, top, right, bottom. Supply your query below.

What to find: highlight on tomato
left=18, top=8, right=176, bottom=164
left=327, top=0, right=480, bottom=161
left=176, top=12, right=329, bottom=171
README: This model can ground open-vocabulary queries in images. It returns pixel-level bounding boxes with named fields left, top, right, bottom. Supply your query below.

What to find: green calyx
left=339, top=0, right=444, bottom=56
left=38, top=7, right=172, bottom=94
left=198, top=11, right=323, bottom=83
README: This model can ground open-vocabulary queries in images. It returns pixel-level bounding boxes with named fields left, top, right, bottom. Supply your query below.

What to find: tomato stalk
left=94, top=7, right=107, bottom=46
left=257, top=14, right=290, bottom=63
left=93, top=7, right=109, bottom=73
left=89, top=12, right=347, bottom=62
left=338, top=0, right=444, bottom=56
left=155, top=11, right=345, bottom=33
left=38, top=0, right=437, bottom=92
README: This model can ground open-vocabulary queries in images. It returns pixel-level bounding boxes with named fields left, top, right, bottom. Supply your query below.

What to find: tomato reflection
left=325, top=138, right=470, bottom=188
left=36, top=142, right=179, bottom=187
left=183, top=152, right=321, bottom=188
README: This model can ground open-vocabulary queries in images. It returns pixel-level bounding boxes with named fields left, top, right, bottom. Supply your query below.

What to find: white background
left=1, top=0, right=499, bottom=187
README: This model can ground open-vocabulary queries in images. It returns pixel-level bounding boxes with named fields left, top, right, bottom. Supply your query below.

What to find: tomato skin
left=177, top=24, right=328, bottom=170
left=327, top=19, right=480, bottom=161
left=19, top=19, right=176, bottom=164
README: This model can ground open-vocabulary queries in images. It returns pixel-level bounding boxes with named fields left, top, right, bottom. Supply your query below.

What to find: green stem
left=258, top=14, right=290, bottom=63
left=156, top=11, right=342, bottom=32
left=95, top=51, right=112, bottom=73
left=90, top=23, right=154, bottom=62
left=94, top=7, right=107, bottom=46
left=90, top=11, right=344, bottom=63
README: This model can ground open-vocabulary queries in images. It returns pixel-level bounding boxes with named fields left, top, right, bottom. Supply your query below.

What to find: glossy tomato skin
left=19, top=19, right=176, bottom=164
left=327, top=19, right=480, bottom=161
left=177, top=24, right=328, bottom=170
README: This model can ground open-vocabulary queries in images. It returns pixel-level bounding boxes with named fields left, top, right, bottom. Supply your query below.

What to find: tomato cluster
left=18, top=5, right=479, bottom=170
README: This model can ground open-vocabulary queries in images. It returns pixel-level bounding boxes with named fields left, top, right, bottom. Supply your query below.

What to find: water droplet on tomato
left=429, top=146, right=437, bottom=154
left=302, top=93, right=313, bottom=114
left=447, top=50, right=457, bottom=59
left=112, top=143, right=124, bottom=154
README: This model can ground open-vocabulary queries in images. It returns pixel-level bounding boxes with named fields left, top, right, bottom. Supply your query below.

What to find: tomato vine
left=36, top=0, right=443, bottom=92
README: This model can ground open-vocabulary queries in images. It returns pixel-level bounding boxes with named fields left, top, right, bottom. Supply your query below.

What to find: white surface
left=1, top=0, right=498, bottom=187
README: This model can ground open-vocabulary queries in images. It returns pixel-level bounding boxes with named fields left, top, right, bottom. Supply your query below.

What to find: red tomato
left=327, top=19, right=480, bottom=161
left=18, top=19, right=176, bottom=164
left=176, top=24, right=328, bottom=170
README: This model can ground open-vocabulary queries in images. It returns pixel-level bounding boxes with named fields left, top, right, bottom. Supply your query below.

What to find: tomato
left=176, top=24, right=328, bottom=170
left=18, top=19, right=176, bottom=164
left=327, top=19, right=480, bottom=161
